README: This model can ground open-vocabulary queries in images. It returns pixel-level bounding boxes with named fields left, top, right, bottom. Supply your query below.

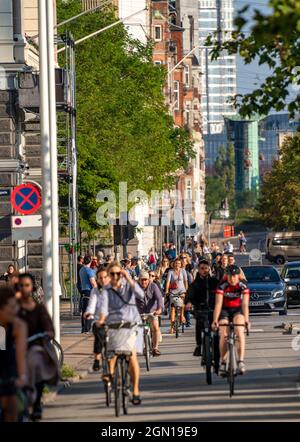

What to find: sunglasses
left=141, top=278, right=149, bottom=282
left=149, top=274, right=155, bottom=277
left=110, top=272, right=121, bottom=276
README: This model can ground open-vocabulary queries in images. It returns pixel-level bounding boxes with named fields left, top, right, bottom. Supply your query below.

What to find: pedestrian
left=0, top=264, right=16, bottom=282
left=77, top=255, right=84, bottom=295
left=79, top=256, right=97, bottom=333
left=238, top=231, right=247, bottom=253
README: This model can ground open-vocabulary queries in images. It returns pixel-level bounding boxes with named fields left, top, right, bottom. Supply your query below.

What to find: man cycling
left=212, top=265, right=250, bottom=376
left=185, top=260, right=219, bottom=357
left=137, top=271, right=163, bottom=357
left=84, top=267, right=111, bottom=372
left=97, top=262, right=144, bottom=406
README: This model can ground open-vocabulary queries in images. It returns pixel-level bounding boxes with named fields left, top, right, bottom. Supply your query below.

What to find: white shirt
left=86, top=287, right=102, bottom=320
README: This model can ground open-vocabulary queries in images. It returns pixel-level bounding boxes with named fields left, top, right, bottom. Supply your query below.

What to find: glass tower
left=198, top=0, right=237, bottom=174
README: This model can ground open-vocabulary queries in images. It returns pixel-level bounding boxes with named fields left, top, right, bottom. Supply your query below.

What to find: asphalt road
left=43, top=308, right=300, bottom=422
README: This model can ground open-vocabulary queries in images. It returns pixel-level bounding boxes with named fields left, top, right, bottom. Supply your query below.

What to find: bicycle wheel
left=204, top=334, right=212, bottom=385
left=51, top=339, right=64, bottom=369
left=212, top=333, right=220, bottom=375
left=175, top=310, right=179, bottom=339
left=114, top=358, right=122, bottom=417
left=104, top=382, right=111, bottom=407
left=122, top=360, right=130, bottom=415
left=228, top=343, right=235, bottom=398
left=144, top=332, right=151, bottom=372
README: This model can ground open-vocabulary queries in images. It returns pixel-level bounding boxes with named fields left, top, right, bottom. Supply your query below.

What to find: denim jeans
left=80, top=291, right=92, bottom=332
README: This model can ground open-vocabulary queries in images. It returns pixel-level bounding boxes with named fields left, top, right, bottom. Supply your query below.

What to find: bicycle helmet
left=226, top=265, right=241, bottom=276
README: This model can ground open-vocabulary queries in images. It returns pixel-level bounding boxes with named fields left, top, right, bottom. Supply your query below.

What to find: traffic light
left=113, top=223, right=122, bottom=245
left=113, top=218, right=137, bottom=245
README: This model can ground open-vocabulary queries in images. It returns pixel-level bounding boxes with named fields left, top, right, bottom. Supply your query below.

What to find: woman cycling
left=18, top=273, right=58, bottom=421
left=165, top=258, right=188, bottom=334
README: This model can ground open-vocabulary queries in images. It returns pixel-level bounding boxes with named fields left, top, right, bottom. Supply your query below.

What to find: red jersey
left=216, top=281, right=250, bottom=308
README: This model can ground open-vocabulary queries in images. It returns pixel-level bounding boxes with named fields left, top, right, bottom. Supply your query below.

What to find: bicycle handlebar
left=27, top=332, right=49, bottom=343
left=218, top=323, right=250, bottom=334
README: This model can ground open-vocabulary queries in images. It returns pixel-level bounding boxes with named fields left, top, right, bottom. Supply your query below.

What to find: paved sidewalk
left=59, top=301, right=94, bottom=375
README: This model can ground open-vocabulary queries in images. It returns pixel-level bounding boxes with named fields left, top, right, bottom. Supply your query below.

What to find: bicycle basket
left=107, top=327, right=138, bottom=355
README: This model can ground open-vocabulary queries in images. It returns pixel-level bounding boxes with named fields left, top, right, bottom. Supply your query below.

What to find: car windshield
left=243, top=267, right=280, bottom=283
left=284, top=266, right=300, bottom=279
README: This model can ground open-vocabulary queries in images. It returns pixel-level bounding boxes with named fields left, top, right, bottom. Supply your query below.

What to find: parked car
left=281, top=261, right=300, bottom=307
left=265, top=231, right=300, bottom=265
left=242, top=265, right=287, bottom=315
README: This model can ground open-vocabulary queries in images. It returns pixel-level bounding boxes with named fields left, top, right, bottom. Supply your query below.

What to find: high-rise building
left=198, top=0, right=237, bottom=174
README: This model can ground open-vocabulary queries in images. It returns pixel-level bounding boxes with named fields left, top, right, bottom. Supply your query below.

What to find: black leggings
left=92, top=323, right=105, bottom=355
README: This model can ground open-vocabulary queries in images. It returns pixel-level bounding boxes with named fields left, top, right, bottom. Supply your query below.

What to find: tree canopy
left=258, top=133, right=300, bottom=230
left=56, top=1, right=194, bottom=231
left=206, top=0, right=300, bottom=118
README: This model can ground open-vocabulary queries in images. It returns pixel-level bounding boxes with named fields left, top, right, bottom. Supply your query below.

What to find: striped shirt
left=216, top=281, right=250, bottom=309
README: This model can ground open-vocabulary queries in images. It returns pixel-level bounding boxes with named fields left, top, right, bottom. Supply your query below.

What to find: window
left=184, top=65, right=190, bottom=87
left=186, top=179, right=192, bottom=200
left=174, top=81, right=180, bottom=110
left=154, top=25, right=162, bottom=41
left=154, top=60, right=162, bottom=66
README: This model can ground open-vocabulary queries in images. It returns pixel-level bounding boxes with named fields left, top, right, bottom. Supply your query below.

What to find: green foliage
left=205, top=175, right=226, bottom=213
left=206, top=1, right=300, bottom=117
left=236, top=189, right=258, bottom=209
left=56, top=1, right=194, bottom=231
left=61, top=363, right=77, bottom=380
left=258, top=133, right=300, bottom=229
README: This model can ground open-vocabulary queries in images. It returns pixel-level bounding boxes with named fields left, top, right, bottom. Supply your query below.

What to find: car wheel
left=275, top=255, right=285, bottom=265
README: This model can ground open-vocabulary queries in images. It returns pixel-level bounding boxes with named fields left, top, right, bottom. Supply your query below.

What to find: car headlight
left=273, top=290, right=284, bottom=299
left=287, top=285, right=298, bottom=291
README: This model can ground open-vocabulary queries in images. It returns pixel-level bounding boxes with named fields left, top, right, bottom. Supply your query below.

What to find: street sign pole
left=46, top=0, right=60, bottom=343
left=38, top=0, right=53, bottom=318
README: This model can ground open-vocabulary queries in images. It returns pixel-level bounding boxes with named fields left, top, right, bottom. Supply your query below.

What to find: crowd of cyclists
left=0, top=231, right=250, bottom=421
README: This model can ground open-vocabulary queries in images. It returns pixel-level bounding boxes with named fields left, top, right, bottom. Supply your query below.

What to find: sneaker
left=185, top=322, right=192, bottom=328
left=92, top=359, right=101, bottom=372
left=193, top=346, right=201, bottom=357
left=219, top=362, right=227, bottom=377
left=30, top=404, right=43, bottom=421
left=238, top=361, right=246, bottom=375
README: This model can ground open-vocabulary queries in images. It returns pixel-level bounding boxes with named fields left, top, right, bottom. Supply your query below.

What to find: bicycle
left=170, top=294, right=185, bottom=338
left=27, top=333, right=64, bottom=369
left=140, top=313, right=154, bottom=372
left=219, top=322, right=249, bottom=397
left=193, top=309, right=220, bottom=385
left=104, top=322, right=139, bottom=417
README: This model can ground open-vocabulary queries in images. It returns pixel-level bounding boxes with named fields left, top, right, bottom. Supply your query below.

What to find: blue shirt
left=79, top=266, right=96, bottom=291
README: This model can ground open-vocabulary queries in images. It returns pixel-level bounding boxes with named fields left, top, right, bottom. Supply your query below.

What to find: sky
left=235, top=0, right=272, bottom=96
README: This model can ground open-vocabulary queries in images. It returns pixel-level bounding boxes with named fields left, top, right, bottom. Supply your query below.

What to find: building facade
left=225, top=115, right=260, bottom=194
left=258, top=113, right=300, bottom=176
left=198, top=0, right=236, bottom=174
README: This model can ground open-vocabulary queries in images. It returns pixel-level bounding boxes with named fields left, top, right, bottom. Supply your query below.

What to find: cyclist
left=84, top=267, right=111, bottom=372
left=18, top=273, right=58, bottom=421
left=137, top=271, right=163, bottom=356
left=0, top=286, right=27, bottom=422
left=215, top=253, right=229, bottom=282
left=226, top=253, right=246, bottom=281
left=185, top=260, right=219, bottom=357
left=165, top=258, right=188, bottom=334
left=97, top=262, right=144, bottom=406
left=79, top=256, right=97, bottom=333
left=180, top=254, right=194, bottom=327
left=212, top=265, right=250, bottom=376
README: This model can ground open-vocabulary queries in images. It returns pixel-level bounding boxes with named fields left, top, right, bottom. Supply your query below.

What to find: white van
left=266, top=231, right=300, bottom=265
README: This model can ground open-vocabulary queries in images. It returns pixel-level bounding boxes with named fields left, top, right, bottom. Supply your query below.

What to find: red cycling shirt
left=216, top=281, right=250, bottom=309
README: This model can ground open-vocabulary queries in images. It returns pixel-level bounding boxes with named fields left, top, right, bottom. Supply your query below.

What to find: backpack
left=149, top=254, right=155, bottom=264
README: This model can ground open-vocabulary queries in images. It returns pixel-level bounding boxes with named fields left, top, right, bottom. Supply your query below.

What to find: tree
left=258, top=133, right=300, bottom=230
left=206, top=1, right=300, bottom=118
left=214, top=143, right=236, bottom=213
left=56, top=1, right=194, bottom=231
left=205, top=176, right=226, bottom=213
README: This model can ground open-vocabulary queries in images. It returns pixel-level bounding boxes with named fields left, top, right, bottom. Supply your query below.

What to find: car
left=281, top=261, right=300, bottom=307
left=241, top=265, right=287, bottom=316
